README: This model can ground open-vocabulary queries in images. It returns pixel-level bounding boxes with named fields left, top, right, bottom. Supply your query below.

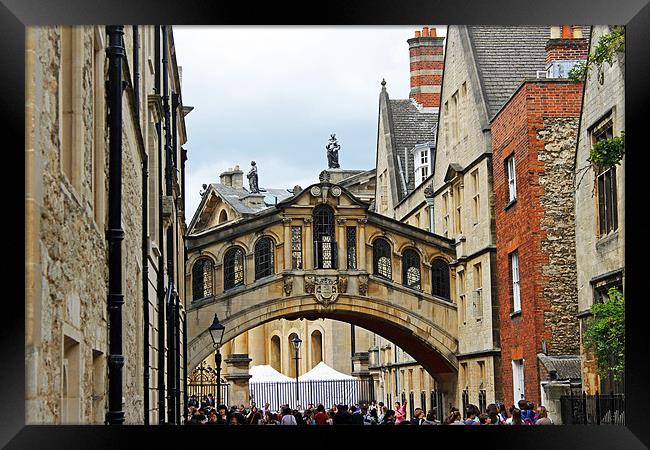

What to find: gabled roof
left=388, top=98, right=438, bottom=198
left=467, top=26, right=550, bottom=120
left=444, top=163, right=464, bottom=182
left=538, top=354, right=582, bottom=381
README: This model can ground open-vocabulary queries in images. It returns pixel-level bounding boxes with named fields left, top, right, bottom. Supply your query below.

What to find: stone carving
left=358, top=274, right=369, bottom=296
left=304, top=275, right=316, bottom=294
left=357, top=217, right=367, bottom=225
left=338, top=275, right=348, bottom=293
left=304, top=217, right=313, bottom=224
left=283, top=274, right=293, bottom=295
left=423, top=183, right=434, bottom=199
left=325, top=133, right=341, bottom=169
left=282, top=217, right=292, bottom=225
left=310, top=186, right=322, bottom=197
left=314, top=276, right=339, bottom=306
left=200, top=183, right=208, bottom=197
left=331, top=185, right=342, bottom=197
left=336, top=217, right=347, bottom=225
left=318, top=170, right=331, bottom=183
left=247, top=161, right=259, bottom=193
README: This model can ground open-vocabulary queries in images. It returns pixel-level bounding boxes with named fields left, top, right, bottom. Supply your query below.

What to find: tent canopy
left=299, top=361, right=356, bottom=381
left=249, top=365, right=294, bottom=383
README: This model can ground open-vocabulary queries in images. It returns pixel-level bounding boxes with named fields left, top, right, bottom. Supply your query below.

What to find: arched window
left=224, top=247, right=245, bottom=291
left=373, top=238, right=392, bottom=279
left=311, top=330, right=323, bottom=368
left=313, top=204, right=337, bottom=269
left=402, top=249, right=421, bottom=290
left=218, top=209, right=228, bottom=224
left=255, top=237, right=275, bottom=280
left=270, top=335, right=281, bottom=372
left=431, top=259, right=451, bottom=300
left=192, top=257, right=214, bottom=301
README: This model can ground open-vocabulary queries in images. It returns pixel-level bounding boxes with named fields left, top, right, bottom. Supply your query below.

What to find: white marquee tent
left=248, top=362, right=361, bottom=410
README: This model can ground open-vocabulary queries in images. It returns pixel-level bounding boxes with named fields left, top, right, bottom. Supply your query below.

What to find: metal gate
left=187, top=361, right=229, bottom=407
left=560, top=391, right=625, bottom=425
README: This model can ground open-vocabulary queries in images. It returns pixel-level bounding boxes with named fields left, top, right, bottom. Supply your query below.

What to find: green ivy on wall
left=584, top=288, right=625, bottom=381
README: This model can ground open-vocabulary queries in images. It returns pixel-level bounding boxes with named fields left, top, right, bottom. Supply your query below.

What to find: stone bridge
left=184, top=182, right=459, bottom=403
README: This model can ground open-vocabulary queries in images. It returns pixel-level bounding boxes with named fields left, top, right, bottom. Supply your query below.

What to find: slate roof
left=388, top=99, right=437, bottom=200
left=210, top=183, right=262, bottom=215
left=467, top=25, right=591, bottom=120
left=538, top=354, right=582, bottom=381
left=467, top=26, right=550, bottom=120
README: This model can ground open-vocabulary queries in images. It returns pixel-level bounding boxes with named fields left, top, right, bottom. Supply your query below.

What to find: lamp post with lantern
left=291, top=335, right=302, bottom=409
left=208, top=314, right=226, bottom=406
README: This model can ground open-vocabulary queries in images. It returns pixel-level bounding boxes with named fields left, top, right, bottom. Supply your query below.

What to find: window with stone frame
left=224, top=246, right=245, bottom=291
left=254, top=237, right=275, bottom=280
left=291, top=226, right=303, bottom=270
left=510, top=251, right=521, bottom=313
left=471, top=168, right=480, bottom=225
left=60, top=26, right=83, bottom=193
left=192, top=257, right=214, bottom=301
left=458, top=269, right=467, bottom=324
left=402, top=249, right=421, bottom=290
left=473, top=262, right=483, bottom=319
left=346, top=226, right=357, bottom=270
left=506, top=154, right=517, bottom=203
left=453, top=182, right=463, bottom=235
left=373, top=237, right=392, bottom=280
left=591, top=117, right=618, bottom=237
left=431, top=259, right=451, bottom=300
left=591, top=270, right=623, bottom=305
left=442, top=192, right=450, bottom=237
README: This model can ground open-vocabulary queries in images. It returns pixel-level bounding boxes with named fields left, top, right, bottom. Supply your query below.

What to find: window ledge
left=596, top=230, right=619, bottom=249
left=510, top=310, right=522, bottom=319
left=505, top=199, right=517, bottom=211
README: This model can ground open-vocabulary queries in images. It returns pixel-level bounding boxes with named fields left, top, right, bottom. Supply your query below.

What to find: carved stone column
left=282, top=217, right=292, bottom=271
left=357, top=218, right=367, bottom=271
left=303, top=217, right=313, bottom=270
left=337, top=217, right=347, bottom=270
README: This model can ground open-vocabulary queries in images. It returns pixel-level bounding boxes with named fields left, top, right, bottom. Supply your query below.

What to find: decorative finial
left=381, top=78, right=386, bottom=87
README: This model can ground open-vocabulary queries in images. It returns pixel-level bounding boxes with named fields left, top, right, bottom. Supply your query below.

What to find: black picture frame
left=4, top=0, right=648, bottom=447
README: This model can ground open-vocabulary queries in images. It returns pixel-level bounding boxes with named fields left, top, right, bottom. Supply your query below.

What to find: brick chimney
left=545, top=25, right=589, bottom=78
left=407, top=26, right=445, bottom=110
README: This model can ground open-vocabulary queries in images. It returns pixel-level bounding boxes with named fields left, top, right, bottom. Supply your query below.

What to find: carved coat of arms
left=313, top=276, right=339, bottom=306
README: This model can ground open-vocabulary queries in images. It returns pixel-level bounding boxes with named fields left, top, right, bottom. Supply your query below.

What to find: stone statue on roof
left=326, top=133, right=341, bottom=169
left=247, top=161, right=260, bottom=193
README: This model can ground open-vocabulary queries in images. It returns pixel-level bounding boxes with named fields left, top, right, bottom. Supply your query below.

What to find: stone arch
left=310, top=329, right=323, bottom=368
left=366, top=230, right=398, bottom=249
left=216, top=239, right=251, bottom=261
left=269, top=334, right=281, bottom=372
left=188, top=294, right=458, bottom=379
left=218, top=209, right=228, bottom=224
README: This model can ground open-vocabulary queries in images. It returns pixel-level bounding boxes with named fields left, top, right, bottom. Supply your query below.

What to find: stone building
left=574, top=25, right=625, bottom=396
left=491, top=25, right=588, bottom=415
left=25, top=25, right=189, bottom=424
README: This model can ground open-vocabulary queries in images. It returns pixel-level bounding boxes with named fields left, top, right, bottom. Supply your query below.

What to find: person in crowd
left=518, top=399, right=536, bottom=425
left=535, top=406, right=553, bottom=425
left=410, top=408, right=425, bottom=425
left=445, top=410, right=463, bottom=425
left=292, top=409, right=305, bottom=425
left=422, top=410, right=440, bottom=425
left=364, top=406, right=379, bottom=425
left=378, top=405, right=387, bottom=423
left=380, top=409, right=396, bottom=425
left=350, top=405, right=364, bottom=425
left=280, top=407, right=297, bottom=425
left=510, top=408, right=523, bottom=425
left=188, top=395, right=199, bottom=409
left=333, top=404, right=353, bottom=425
left=464, top=404, right=481, bottom=425
left=249, top=411, right=264, bottom=425
left=207, top=393, right=215, bottom=408
left=313, top=404, right=329, bottom=425
left=394, top=401, right=407, bottom=424
left=497, top=403, right=509, bottom=424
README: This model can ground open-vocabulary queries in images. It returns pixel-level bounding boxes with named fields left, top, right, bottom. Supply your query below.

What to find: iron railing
left=249, top=378, right=374, bottom=412
left=560, top=391, right=625, bottom=425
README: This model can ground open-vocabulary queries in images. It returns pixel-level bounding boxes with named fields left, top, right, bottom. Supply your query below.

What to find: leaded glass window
left=313, top=204, right=337, bottom=269
left=402, top=249, right=421, bottom=290
left=192, top=258, right=214, bottom=301
left=373, top=238, right=392, bottom=279
left=431, top=259, right=450, bottom=300
left=255, top=237, right=275, bottom=280
left=291, top=226, right=303, bottom=270
left=346, top=226, right=357, bottom=270
left=224, top=247, right=244, bottom=291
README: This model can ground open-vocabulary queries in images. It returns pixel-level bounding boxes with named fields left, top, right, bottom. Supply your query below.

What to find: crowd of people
left=185, top=395, right=554, bottom=426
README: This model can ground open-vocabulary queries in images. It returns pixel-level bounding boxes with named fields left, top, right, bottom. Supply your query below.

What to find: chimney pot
left=415, top=30, right=421, bottom=38
left=430, top=27, right=437, bottom=37
left=422, top=26, right=429, bottom=37
left=561, top=25, right=573, bottom=38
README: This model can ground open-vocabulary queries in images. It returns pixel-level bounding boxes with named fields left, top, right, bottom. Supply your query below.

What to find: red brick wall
left=408, top=36, right=444, bottom=108
left=491, top=81, right=584, bottom=406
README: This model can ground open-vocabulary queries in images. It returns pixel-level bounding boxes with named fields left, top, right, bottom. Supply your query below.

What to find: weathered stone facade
left=25, top=25, right=189, bottom=424
left=491, top=79, right=584, bottom=407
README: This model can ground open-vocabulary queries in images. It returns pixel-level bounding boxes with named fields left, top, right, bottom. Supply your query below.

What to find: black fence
left=560, top=391, right=625, bottom=425
left=187, top=361, right=230, bottom=407
left=250, top=378, right=374, bottom=411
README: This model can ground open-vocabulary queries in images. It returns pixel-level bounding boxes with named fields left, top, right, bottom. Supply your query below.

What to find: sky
left=174, top=26, right=446, bottom=219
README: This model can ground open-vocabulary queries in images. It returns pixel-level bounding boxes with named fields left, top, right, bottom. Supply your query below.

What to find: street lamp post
left=208, top=314, right=225, bottom=407
left=291, top=335, right=302, bottom=409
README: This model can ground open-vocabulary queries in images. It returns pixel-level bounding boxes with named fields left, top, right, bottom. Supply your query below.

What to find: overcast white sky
left=174, top=26, right=446, bottom=218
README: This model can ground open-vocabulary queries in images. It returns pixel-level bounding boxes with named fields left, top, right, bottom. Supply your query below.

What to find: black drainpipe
left=105, top=24, right=126, bottom=425
left=162, top=25, right=177, bottom=425
left=154, top=25, right=166, bottom=425
left=133, top=24, right=150, bottom=425
left=171, top=91, right=182, bottom=424
left=181, top=147, right=188, bottom=417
